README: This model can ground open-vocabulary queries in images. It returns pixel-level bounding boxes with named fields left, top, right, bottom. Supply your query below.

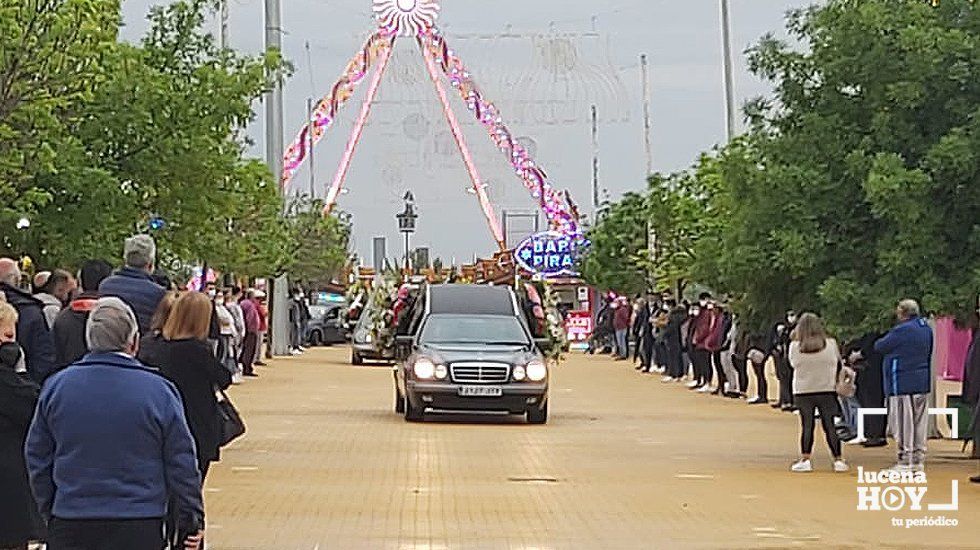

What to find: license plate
left=458, top=386, right=503, bottom=397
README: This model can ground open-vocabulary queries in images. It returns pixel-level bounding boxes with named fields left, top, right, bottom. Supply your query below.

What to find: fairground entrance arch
left=280, top=0, right=582, bottom=251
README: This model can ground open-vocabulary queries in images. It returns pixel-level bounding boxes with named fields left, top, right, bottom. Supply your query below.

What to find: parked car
left=393, top=284, right=550, bottom=424
left=350, top=304, right=396, bottom=365
left=306, top=304, right=347, bottom=346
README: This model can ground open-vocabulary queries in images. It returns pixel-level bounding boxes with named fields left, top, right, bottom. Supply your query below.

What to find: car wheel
left=404, top=395, right=424, bottom=422
left=351, top=350, right=364, bottom=366
left=527, top=401, right=548, bottom=425
left=395, top=388, right=405, bottom=413
left=310, top=330, right=323, bottom=347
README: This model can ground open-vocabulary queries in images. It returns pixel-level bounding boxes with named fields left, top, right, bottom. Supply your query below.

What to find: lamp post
left=396, top=191, right=418, bottom=277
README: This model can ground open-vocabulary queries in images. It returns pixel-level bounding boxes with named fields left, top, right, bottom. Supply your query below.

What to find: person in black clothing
left=0, top=258, right=56, bottom=385
left=0, top=303, right=42, bottom=550
left=632, top=298, right=651, bottom=371
left=662, top=302, right=687, bottom=382
left=963, top=304, right=980, bottom=483
left=745, top=332, right=770, bottom=404
left=768, top=310, right=798, bottom=411
left=843, top=332, right=888, bottom=447
left=52, top=259, right=113, bottom=369
left=137, top=292, right=232, bottom=481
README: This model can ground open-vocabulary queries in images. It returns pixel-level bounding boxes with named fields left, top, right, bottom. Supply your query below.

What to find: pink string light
left=281, top=32, right=395, bottom=189
left=419, top=30, right=580, bottom=237
left=421, top=41, right=506, bottom=249
left=324, top=44, right=394, bottom=213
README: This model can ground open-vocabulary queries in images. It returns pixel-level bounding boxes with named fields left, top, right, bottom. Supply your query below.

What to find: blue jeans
left=841, top=395, right=860, bottom=435
left=615, top=329, right=628, bottom=358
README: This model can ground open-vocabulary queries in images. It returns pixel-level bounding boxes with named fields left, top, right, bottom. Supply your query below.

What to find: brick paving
left=204, top=347, right=978, bottom=549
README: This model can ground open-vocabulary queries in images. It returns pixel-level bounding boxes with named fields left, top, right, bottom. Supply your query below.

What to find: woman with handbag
left=787, top=313, right=848, bottom=473
left=0, top=302, right=41, bottom=550
left=139, top=292, right=233, bottom=481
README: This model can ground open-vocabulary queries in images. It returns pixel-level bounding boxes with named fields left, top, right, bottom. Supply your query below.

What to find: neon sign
left=515, top=231, right=579, bottom=276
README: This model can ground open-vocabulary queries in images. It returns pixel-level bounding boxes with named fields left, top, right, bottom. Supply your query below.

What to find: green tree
left=0, top=0, right=119, bottom=243
left=1, top=0, right=293, bottom=279
left=579, top=192, right=651, bottom=296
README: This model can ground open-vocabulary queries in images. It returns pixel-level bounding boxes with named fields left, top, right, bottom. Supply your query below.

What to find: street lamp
left=396, top=191, right=418, bottom=275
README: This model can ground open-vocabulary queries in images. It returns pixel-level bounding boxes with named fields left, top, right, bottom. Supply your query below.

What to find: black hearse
left=393, top=284, right=550, bottom=424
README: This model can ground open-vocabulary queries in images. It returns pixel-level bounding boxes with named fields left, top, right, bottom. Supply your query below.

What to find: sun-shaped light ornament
left=374, top=0, right=440, bottom=37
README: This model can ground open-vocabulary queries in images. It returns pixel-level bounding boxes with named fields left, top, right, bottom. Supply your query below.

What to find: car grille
left=450, top=362, right=511, bottom=384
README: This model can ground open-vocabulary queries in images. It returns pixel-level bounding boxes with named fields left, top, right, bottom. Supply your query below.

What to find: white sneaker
left=889, top=463, right=912, bottom=472
left=661, top=375, right=674, bottom=383
left=696, top=385, right=713, bottom=393
left=290, top=349, right=302, bottom=356
left=833, top=459, right=850, bottom=473
left=686, top=380, right=701, bottom=388
left=846, top=437, right=867, bottom=445
left=791, top=459, right=813, bottom=472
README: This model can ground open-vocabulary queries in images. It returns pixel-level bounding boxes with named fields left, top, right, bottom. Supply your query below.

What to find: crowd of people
left=0, top=234, right=273, bottom=550
left=591, top=291, right=980, bottom=481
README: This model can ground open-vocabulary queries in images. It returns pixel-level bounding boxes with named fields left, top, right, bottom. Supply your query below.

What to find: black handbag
left=216, top=387, right=245, bottom=446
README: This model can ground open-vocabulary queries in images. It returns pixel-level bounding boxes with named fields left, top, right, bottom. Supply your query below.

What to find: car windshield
left=420, top=315, right=529, bottom=346
left=309, top=305, right=329, bottom=320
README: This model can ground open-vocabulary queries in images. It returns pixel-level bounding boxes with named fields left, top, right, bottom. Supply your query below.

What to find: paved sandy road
left=203, top=347, right=977, bottom=549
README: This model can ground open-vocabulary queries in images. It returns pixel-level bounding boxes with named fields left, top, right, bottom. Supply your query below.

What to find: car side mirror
left=395, top=334, right=414, bottom=360
left=534, top=337, right=550, bottom=352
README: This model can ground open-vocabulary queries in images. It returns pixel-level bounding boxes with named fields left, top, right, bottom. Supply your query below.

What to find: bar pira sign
left=515, top=231, right=579, bottom=276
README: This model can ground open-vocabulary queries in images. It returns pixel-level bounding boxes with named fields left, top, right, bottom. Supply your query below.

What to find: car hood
left=420, top=343, right=538, bottom=365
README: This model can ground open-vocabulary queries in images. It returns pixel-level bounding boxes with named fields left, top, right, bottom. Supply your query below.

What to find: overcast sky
left=120, top=0, right=814, bottom=265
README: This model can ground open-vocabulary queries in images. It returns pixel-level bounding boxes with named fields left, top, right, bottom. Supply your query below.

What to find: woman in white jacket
left=788, top=313, right=848, bottom=473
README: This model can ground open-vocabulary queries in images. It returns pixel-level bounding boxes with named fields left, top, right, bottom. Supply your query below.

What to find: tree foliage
left=1, top=0, right=348, bottom=281
left=582, top=0, right=980, bottom=336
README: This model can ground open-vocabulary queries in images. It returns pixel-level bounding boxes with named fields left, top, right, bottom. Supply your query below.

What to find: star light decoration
left=374, top=0, right=440, bottom=37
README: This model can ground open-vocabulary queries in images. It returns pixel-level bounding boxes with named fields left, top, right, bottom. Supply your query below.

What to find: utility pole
left=640, top=53, right=653, bottom=175
left=218, top=0, right=229, bottom=50
left=265, top=0, right=284, bottom=188
left=264, top=0, right=287, bottom=357
left=591, top=104, right=599, bottom=212
left=720, top=0, right=737, bottom=142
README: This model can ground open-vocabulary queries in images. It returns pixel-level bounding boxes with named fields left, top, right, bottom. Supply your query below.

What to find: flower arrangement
left=366, top=276, right=396, bottom=353
left=536, top=281, right=569, bottom=364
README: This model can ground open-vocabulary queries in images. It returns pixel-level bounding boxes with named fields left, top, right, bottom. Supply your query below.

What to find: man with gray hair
left=25, top=297, right=204, bottom=549
left=98, top=234, right=166, bottom=334
left=875, top=298, right=934, bottom=472
left=0, top=257, right=56, bottom=383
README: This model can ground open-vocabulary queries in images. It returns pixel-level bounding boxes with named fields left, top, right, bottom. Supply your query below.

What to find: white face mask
left=207, top=289, right=217, bottom=298
left=787, top=315, right=797, bottom=324
left=699, top=300, right=707, bottom=307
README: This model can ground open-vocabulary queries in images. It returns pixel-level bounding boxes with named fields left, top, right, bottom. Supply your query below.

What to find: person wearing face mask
left=768, top=310, right=799, bottom=411
left=0, top=302, right=42, bottom=550
left=689, top=293, right=719, bottom=391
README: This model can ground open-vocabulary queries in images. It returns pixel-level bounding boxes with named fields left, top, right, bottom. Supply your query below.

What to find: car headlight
left=435, top=364, right=448, bottom=380
left=512, top=365, right=527, bottom=381
left=526, top=360, right=547, bottom=382
left=413, top=358, right=435, bottom=379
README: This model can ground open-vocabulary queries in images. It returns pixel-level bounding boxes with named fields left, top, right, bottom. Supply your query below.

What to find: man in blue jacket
left=0, top=257, right=57, bottom=384
left=98, top=234, right=166, bottom=335
left=875, top=299, right=933, bottom=472
left=25, top=297, right=204, bottom=550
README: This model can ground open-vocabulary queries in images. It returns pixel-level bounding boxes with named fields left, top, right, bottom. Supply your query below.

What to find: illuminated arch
left=281, top=0, right=581, bottom=249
